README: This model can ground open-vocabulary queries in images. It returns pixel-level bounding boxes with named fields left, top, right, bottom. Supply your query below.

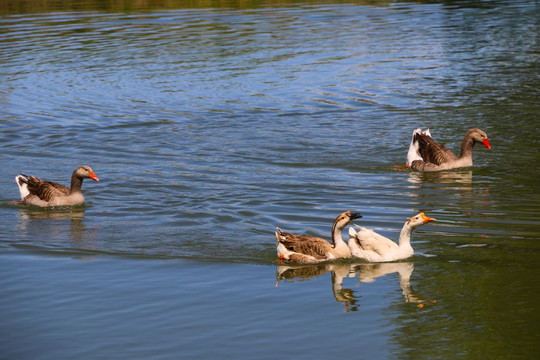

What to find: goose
left=348, top=212, right=435, bottom=262
left=406, top=128, right=491, bottom=171
left=276, top=211, right=362, bottom=264
left=15, top=165, right=99, bottom=207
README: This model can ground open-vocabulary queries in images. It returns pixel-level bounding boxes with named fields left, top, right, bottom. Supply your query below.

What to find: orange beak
left=89, top=172, right=100, bottom=182
left=420, top=212, right=436, bottom=224
left=482, top=138, right=491, bottom=149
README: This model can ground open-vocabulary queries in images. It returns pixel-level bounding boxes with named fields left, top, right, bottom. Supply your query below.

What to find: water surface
left=1, top=1, right=539, bottom=358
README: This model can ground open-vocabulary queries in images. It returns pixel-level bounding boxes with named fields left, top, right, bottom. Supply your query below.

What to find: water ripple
left=1, top=2, right=539, bottom=263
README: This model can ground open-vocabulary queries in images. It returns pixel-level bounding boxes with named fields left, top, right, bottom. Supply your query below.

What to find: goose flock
left=275, top=127, right=490, bottom=263
left=13, top=128, right=490, bottom=264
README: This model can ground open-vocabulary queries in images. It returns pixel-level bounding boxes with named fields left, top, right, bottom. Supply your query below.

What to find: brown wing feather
left=278, top=231, right=332, bottom=260
left=26, top=176, right=69, bottom=201
left=410, top=160, right=441, bottom=171
left=414, top=133, right=458, bottom=165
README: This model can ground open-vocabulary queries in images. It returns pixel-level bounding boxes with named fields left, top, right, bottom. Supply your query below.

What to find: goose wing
left=353, top=227, right=399, bottom=256
left=25, top=176, right=70, bottom=201
left=414, top=132, right=458, bottom=165
left=409, top=159, right=444, bottom=171
left=277, top=230, right=332, bottom=260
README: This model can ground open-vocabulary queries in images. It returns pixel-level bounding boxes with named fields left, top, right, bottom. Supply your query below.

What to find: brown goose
left=406, top=128, right=491, bottom=171
left=275, top=211, right=362, bottom=264
left=15, top=165, right=99, bottom=207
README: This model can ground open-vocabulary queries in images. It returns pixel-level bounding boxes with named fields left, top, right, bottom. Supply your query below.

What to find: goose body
left=406, top=128, right=491, bottom=171
left=348, top=212, right=435, bottom=262
left=276, top=211, right=362, bottom=264
left=15, top=165, right=99, bottom=207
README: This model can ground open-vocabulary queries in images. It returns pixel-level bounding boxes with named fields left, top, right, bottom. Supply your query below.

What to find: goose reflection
left=276, top=262, right=435, bottom=311
left=16, top=208, right=95, bottom=253
left=18, top=207, right=86, bottom=221
left=407, top=168, right=491, bottom=219
left=276, top=263, right=358, bottom=311
left=350, top=262, right=435, bottom=306
left=406, top=169, right=473, bottom=188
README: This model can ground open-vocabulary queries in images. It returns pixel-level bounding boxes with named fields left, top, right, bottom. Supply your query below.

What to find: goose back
left=276, top=229, right=332, bottom=261
left=414, top=132, right=458, bottom=165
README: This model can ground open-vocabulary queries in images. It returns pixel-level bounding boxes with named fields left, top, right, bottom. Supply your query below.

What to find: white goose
left=276, top=211, right=362, bottom=264
left=348, top=212, right=435, bottom=262
left=15, top=165, right=100, bottom=207
left=406, top=128, right=491, bottom=171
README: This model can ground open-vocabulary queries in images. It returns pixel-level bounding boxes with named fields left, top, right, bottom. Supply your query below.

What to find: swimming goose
left=348, top=212, right=435, bottom=262
left=15, top=165, right=99, bottom=207
left=276, top=211, right=362, bottom=264
left=406, top=128, right=491, bottom=171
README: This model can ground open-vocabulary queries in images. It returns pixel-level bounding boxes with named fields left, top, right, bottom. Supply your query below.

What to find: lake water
left=1, top=0, right=539, bottom=358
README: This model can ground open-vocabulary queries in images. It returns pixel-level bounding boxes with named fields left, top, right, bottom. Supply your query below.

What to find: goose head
left=406, top=212, right=436, bottom=229
left=75, top=165, right=100, bottom=182
left=469, top=128, right=491, bottom=149
left=333, top=211, right=362, bottom=231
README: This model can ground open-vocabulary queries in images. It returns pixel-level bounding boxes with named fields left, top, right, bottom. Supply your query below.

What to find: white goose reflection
left=276, top=262, right=435, bottom=311
left=350, top=262, right=435, bottom=306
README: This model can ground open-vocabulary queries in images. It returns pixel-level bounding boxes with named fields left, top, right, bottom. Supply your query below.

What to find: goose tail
left=275, top=228, right=289, bottom=260
left=15, top=175, right=30, bottom=200
left=407, top=128, right=430, bottom=166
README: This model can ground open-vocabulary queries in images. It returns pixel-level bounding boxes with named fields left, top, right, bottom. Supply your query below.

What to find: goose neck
left=331, top=223, right=346, bottom=247
left=70, top=172, right=84, bottom=194
left=398, top=223, right=413, bottom=247
left=460, top=133, right=476, bottom=159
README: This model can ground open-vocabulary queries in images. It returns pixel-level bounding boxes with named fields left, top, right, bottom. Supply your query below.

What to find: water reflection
left=276, top=262, right=359, bottom=311
left=276, top=262, right=435, bottom=312
left=351, top=262, right=435, bottom=306
left=18, top=207, right=86, bottom=221
left=406, top=170, right=473, bottom=189
left=16, top=208, right=96, bottom=253
left=406, top=169, right=493, bottom=223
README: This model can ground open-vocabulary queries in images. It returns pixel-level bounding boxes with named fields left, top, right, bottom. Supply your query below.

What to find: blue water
left=1, top=1, right=539, bottom=358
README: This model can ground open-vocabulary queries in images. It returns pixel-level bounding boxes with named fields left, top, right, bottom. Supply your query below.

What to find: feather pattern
left=276, top=230, right=333, bottom=260
left=23, top=177, right=70, bottom=201
left=414, top=132, right=458, bottom=165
